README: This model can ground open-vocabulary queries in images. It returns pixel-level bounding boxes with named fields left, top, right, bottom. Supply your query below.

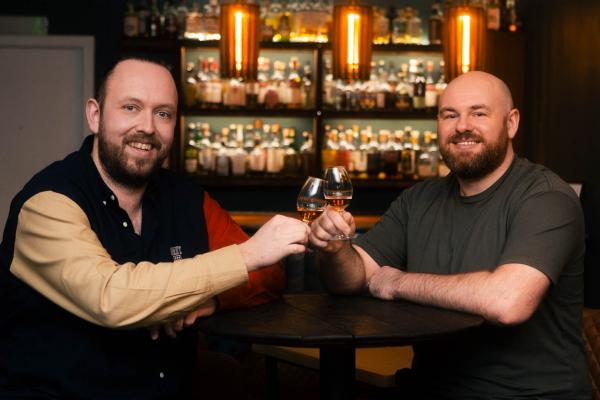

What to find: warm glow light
left=234, top=11, right=243, bottom=72
left=347, top=13, right=360, bottom=67
left=460, top=14, right=471, bottom=73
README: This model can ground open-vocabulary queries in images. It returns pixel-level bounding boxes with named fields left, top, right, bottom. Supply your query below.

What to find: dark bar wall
left=2, top=0, right=599, bottom=305
left=522, top=0, right=600, bottom=307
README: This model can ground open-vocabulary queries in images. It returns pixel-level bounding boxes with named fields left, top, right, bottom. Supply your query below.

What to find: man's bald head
left=440, top=71, right=514, bottom=114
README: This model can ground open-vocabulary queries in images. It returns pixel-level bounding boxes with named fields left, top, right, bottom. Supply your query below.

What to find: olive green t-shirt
left=355, top=156, right=590, bottom=399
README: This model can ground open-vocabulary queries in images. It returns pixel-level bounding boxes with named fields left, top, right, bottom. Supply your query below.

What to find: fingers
left=310, top=209, right=354, bottom=246
left=149, top=326, right=160, bottom=341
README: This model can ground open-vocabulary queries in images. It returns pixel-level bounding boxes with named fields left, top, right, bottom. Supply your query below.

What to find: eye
left=123, top=104, right=139, bottom=112
left=472, top=111, right=487, bottom=117
left=440, top=112, right=457, bottom=120
left=156, top=110, right=172, bottom=120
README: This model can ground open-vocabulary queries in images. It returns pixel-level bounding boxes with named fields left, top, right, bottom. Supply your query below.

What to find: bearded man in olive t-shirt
left=309, top=71, right=590, bottom=399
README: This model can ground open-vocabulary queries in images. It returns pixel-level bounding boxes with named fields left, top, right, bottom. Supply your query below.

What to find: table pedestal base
left=320, top=347, right=356, bottom=400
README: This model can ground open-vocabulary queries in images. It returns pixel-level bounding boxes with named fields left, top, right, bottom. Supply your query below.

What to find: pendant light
left=220, top=0, right=260, bottom=81
left=331, top=1, right=373, bottom=81
left=443, top=1, right=486, bottom=81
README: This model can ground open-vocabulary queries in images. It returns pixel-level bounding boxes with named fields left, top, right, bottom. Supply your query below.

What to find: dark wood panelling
left=523, top=0, right=600, bottom=306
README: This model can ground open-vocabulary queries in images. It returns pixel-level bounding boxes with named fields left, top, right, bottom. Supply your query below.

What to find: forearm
left=317, top=242, right=367, bottom=294
left=386, top=264, right=548, bottom=325
left=11, top=192, right=249, bottom=329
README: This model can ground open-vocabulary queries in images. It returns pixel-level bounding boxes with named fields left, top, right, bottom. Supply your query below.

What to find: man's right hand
left=239, top=215, right=310, bottom=272
left=309, top=208, right=356, bottom=252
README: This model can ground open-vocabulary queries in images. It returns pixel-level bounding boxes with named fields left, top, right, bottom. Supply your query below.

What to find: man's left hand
left=368, top=266, right=403, bottom=301
left=149, top=297, right=217, bottom=340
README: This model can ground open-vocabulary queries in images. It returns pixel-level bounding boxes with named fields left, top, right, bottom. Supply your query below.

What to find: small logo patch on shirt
left=170, top=246, right=182, bottom=261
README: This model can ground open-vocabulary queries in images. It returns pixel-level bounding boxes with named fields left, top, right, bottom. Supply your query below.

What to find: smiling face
left=437, top=71, right=519, bottom=181
left=87, top=59, right=178, bottom=188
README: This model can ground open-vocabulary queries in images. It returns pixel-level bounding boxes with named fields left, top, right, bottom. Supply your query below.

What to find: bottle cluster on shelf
left=323, top=58, right=447, bottom=112
left=183, top=56, right=314, bottom=109
left=183, top=120, right=315, bottom=177
left=322, top=123, right=449, bottom=180
left=123, top=0, right=522, bottom=42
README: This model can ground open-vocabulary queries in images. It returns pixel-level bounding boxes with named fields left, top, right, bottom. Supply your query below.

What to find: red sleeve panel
left=203, top=192, right=285, bottom=311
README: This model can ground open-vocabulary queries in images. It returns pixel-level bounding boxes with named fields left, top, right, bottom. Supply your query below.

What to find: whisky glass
left=323, top=166, right=353, bottom=240
left=296, top=177, right=327, bottom=223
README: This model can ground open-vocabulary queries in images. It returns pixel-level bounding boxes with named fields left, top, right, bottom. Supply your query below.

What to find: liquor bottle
left=184, top=123, right=199, bottom=174
left=206, top=58, right=223, bottom=107
left=407, top=7, right=423, bottom=44
left=175, top=0, right=188, bottom=38
left=394, top=129, right=404, bottom=179
left=287, top=57, right=303, bottom=108
left=260, top=0, right=274, bottom=41
left=337, top=129, right=354, bottom=172
left=282, top=128, right=300, bottom=174
left=249, top=131, right=267, bottom=174
left=230, top=127, right=247, bottom=176
left=272, top=123, right=286, bottom=173
left=392, top=7, right=408, bottom=44
left=321, top=125, right=339, bottom=170
left=223, top=78, right=247, bottom=107
left=376, top=60, right=392, bottom=109
left=323, top=58, right=334, bottom=108
left=163, top=1, right=178, bottom=39
left=410, top=131, right=421, bottom=180
left=400, top=126, right=415, bottom=177
left=505, top=0, right=520, bottom=32
left=215, top=128, right=231, bottom=176
left=264, top=61, right=283, bottom=109
left=137, top=0, right=151, bottom=38
left=380, top=130, right=398, bottom=178
left=412, top=63, right=426, bottom=110
left=424, top=61, right=438, bottom=109
left=417, top=131, right=435, bottom=179
left=436, top=60, right=448, bottom=97
left=185, top=2, right=203, bottom=39
left=428, top=1, right=443, bottom=45
left=352, top=130, right=369, bottom=178
left=366, top=129, right=381, bottom=178
left=373, top=7, right=390, bottom=44
left=486, top=0, right=501, bottom=30
left=299, top=131, right=315, bottom=176
left=302, top=61, right=313, bottom=108
left=199, top=123, right=215, bottom=173
left=393, top=130, right=405, bottom=178
left=183, top=62, right=198, bottom=108
left=395, top=64, right=412, bottom=110
left=203, top=0, right=220, bottom=40
left=257, top=57, right=270, bottom=106
left=276, top=1, right=291, bottom=42
left=149, top=0, right=161, bottom=37
left=124, top=1, right=140, bottom=38
left=265, top=0, right=282, bottom=42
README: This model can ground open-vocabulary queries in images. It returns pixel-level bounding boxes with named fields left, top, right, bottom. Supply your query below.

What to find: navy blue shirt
left=0, top=135, right=210, bottom=399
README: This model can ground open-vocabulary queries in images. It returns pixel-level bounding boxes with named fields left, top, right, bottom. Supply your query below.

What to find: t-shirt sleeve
left=354, top=192, right=409, bottom=269
left=203, top=192, right=285, bottom=310
left=498, top=190, right=585, bottom=284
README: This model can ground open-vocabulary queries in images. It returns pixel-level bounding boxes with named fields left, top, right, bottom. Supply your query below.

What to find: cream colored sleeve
left=10, top=191, right=249, bottom=329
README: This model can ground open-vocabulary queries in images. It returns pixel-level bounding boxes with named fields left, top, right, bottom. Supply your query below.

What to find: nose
left=136, top=109, right=156, bottom=135
left=455, top=113, right=472, bottom=133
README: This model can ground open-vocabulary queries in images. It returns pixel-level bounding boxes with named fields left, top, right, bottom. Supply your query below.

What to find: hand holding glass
left=323, top=166, right=353, bottom=240
left=296, top=177, right=327, bottom=223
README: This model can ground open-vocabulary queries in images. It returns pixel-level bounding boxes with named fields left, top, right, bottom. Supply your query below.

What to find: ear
left=85, top=98, right=101, bottom=134
left=506, top=108, right=520, bottom=139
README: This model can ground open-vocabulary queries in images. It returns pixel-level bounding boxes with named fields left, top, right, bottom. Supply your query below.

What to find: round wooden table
left=195, top=293, right=484, bottom=400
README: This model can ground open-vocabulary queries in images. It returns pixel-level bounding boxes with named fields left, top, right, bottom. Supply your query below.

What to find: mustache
left=448, top=131, right=483, bottom=144
left=123, top=134, right=162, bottom=150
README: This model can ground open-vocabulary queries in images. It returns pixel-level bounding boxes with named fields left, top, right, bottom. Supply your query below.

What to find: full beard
left=440, top=129, right=509, bottom=181
left=97, top=120, right=167, bottom=189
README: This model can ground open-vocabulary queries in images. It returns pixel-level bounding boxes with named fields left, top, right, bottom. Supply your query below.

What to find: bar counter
left=230, top=211, right=381, bottom=231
